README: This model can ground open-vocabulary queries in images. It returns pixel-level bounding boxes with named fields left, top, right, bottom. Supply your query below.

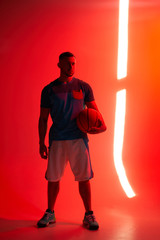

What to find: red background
left=0, top=0, right=160, bottom=220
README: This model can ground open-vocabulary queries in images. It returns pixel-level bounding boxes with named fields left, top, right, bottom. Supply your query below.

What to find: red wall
left=1, top=0, right=160, bottom=219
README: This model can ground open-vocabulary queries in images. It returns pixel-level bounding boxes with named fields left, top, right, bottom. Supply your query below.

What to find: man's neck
left=59, top=76, right=73, bottom=84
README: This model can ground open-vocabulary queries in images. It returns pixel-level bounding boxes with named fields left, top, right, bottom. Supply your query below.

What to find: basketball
left=76, top=108, right=101, bottom=133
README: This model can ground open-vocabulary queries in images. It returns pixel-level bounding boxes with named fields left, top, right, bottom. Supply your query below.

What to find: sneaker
left=37, top=209, right=56, bottom=228
left=83, top=211, right=99, bottom=230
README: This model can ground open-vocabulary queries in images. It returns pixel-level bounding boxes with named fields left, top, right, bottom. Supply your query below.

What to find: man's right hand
left=39, top=143, right=48, bottom=159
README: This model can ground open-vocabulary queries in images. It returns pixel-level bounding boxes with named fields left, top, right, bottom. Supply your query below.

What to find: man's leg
left=79, top=180, right=99, bottom=230
left=48, top=181, right=60, bottom=211
left=37, top=181, right=59, bottom=227
left=78, top=180, right=92, bottom=212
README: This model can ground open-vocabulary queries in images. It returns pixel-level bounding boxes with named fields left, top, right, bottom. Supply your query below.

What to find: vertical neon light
left=114, top=0, right=136, bottom=198
left=117, top=0, right=129, bottom=79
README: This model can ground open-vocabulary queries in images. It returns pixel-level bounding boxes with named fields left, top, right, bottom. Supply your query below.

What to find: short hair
left=59, top=52, right=75, bottom=61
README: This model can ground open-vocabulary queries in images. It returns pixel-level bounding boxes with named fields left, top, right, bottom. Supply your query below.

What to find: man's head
left=58, top=52, right=76, bottom=78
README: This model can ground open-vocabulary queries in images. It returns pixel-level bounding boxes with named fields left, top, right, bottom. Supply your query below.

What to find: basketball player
left=37, top=52, right=106, bottom=230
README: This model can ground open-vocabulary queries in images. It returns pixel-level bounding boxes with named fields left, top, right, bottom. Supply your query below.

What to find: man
left=37, top=52, right=106, bottom=230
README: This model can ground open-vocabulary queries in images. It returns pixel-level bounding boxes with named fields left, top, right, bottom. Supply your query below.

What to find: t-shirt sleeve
left=84, top=83, right=95, bottom=102
left=40, top=86, right=51, bottom=108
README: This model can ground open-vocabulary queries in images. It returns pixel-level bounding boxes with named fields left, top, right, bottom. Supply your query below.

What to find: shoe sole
left=83, top=222, right=99, bottom=230
left=37, top=220, right=56, bottom=228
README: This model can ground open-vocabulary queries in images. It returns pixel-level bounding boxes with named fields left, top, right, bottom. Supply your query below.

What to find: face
left=58, top=56, right=76, bottom=77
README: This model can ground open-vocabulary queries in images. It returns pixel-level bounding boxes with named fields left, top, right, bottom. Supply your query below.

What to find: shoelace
left=43, top=212, right=52, bottom=220
left=86, top=214, right=96, bottom=222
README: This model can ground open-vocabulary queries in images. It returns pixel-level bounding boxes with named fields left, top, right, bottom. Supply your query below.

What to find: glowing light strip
left=117, top=0, right=129, bottom=79
left=114, top=0, right=136, bottom=198
left=114, top=90, right=135, bottom=198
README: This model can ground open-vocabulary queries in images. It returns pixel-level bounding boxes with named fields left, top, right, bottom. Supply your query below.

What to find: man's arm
left=38, top=107, right=50, bottom=159
left=85, top=101, right=107, bottom=134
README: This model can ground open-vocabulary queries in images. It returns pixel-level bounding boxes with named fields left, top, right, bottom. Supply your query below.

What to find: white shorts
left=45, top=138, right=94, bottom=182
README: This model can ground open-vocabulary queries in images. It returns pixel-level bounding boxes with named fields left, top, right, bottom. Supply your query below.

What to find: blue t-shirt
left=40, top=77, right=95, bottom=147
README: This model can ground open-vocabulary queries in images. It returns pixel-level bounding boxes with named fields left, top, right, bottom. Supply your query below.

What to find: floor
left=1, top=207, right=160, bottom=240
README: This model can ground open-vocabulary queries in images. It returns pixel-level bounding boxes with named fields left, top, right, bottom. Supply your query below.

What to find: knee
left=78, top=180, right=90, bottom=192
left=79, top=180, right=89, bottom=185
left=48, top=181, right=60, bottom=190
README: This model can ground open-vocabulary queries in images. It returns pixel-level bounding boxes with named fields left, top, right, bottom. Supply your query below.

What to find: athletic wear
left=83, top=211, right=99, bottom=230
left=40, top=77, right=95, bottom=148
left=40, top=78, right=95, bottom=182
left=37, top=209, right=56, bottom=228
left=45, top=138, right=94, bottom=182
